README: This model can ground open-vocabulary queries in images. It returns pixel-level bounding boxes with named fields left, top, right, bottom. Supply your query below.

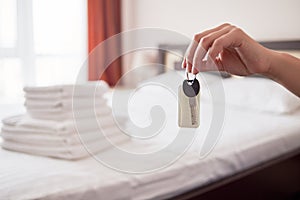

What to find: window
left=0, top=0, right=87, bottom=104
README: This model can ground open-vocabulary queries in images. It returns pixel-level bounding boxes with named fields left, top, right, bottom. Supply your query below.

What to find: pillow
left=204, top=77, right=300, bottom=114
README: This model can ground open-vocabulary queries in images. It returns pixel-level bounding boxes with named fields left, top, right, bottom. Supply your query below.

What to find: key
left=189, top=96, right=197, bottom=125
left=185, top=79, right=200, bottom=125
left=178, top=77, right=200, bottom=128
left=183, top=79, right=200, bottom=125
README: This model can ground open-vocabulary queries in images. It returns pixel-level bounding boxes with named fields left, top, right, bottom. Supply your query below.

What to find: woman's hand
left=182, top=23, right=300, bottom=97
left=182, top=23, right=272, bottom=76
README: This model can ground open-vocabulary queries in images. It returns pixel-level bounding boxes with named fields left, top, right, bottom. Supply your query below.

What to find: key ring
left=186, top=71, right=196, bottom=81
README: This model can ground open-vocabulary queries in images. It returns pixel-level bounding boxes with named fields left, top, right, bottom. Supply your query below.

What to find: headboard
left=158, top=40, right=300, bottom=72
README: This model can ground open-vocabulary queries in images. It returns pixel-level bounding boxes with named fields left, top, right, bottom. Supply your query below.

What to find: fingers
left=183, top=23, right=231, bottom=72
left=192, top=26, right=232, bottom=73
left=184, top=40, right=198, bottom=72
left=181, top=58, right=186, bottom=69
left=193, top=23, right=231, bottom=43
left=198, top=26, right=232, bottom=53
left=183, top=23, right=247, bottom=75
left=191, top=44, right=207, bottom=73
left=208, top=27, right=243, bottom=61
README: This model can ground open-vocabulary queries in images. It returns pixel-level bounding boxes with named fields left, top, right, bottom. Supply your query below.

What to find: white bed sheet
left=130, top=106, right=300, bottom=199
left=1, top=92, right=300, bottom=200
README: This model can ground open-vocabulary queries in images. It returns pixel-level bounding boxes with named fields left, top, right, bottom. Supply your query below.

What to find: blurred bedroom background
left=0, top=0, right=300, bottom=120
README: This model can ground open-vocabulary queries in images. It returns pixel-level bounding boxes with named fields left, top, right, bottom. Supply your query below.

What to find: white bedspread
left=0, top=78, right=300, bottom=200
left=1, top=89, right=300, bottom=200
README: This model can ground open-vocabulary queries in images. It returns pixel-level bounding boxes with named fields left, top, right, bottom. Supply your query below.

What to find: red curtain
left=88, top=0, right=122, bottom=86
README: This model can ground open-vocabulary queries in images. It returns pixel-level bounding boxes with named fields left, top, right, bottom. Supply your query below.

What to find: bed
left=1, top=41, right=300, bottom=200
left=1, top=91, right=300, bottom=200
left=157, top=40, right=300, bottom=199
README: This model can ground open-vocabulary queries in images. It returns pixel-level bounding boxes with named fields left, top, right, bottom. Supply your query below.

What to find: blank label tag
left=178, top=84, right=200, bottom=128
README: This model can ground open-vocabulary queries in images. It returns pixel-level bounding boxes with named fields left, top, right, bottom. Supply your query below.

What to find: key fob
left=183, top=79, right=200, bottom=97
left=178, top=77, right=200, bottom=128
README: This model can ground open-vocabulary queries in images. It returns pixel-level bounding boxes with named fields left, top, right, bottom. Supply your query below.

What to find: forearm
left=265, top=50, right=300, bottom=97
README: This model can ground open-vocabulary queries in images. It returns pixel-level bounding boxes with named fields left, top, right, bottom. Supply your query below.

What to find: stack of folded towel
left=0, top=82, right=129, bottom=160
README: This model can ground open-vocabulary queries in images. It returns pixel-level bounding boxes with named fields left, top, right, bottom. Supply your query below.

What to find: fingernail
left=181, top=59, right=186, bottom=69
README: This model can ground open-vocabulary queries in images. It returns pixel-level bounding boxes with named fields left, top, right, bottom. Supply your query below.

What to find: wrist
left=261, top=49, right=279, bottom=79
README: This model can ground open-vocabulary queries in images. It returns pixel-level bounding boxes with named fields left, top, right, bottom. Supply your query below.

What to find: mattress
left=1, top=86, right=300, bottom=200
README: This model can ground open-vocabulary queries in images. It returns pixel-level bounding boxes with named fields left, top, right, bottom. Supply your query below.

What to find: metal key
left=189, top=96, right=197, bottom=125
left=178, top=77, right=200, bottom=128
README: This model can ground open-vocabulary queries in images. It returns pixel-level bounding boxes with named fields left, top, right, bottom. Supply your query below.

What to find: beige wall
left=122, top=0, right=300, bottom=41
left=121, top=0, right=300, bottom=86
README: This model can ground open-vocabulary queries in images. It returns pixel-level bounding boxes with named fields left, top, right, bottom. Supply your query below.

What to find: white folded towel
left=24, top=82, right=109, bottom=99
left=0, top=126, right=121, bottom=146
left=1, top=132, right=129, bottom=160
left=2, top=114, right=116, bottom=135
left=0, top=82, right=131, bottom=160
left=27, top=104, right=111, bottom=121
left=25, top=97, right=107, bottom=110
